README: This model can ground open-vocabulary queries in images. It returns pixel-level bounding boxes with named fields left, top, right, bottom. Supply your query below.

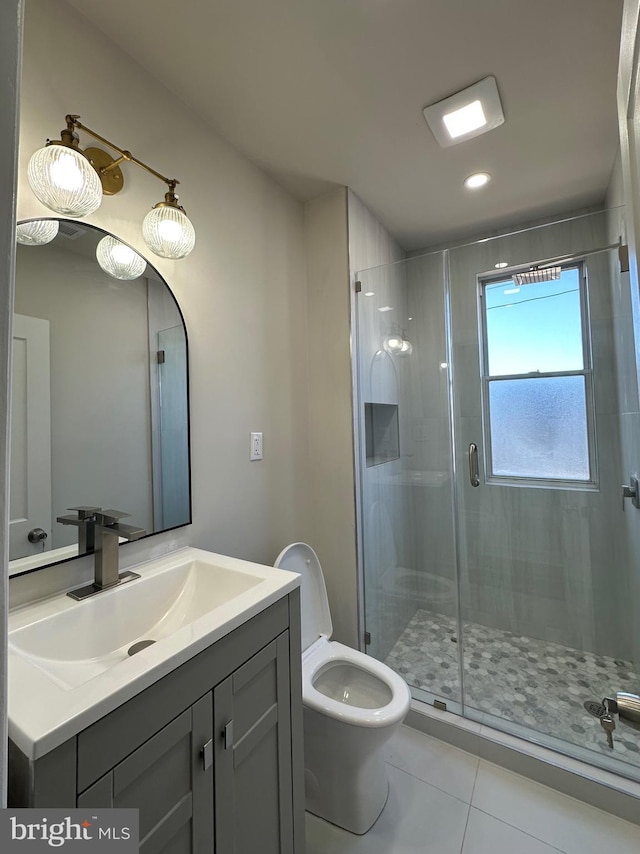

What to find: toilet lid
left=274, top=542, right=332, bottom=652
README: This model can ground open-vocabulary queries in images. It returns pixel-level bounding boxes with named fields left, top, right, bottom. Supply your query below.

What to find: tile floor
left=385, top=610, right=640, bottom=765
left=305, top=725, right=640, bottom=854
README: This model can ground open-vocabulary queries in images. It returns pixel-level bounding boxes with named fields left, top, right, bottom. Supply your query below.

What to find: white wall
left=13, top=0, right=310, bottom=604
left=0, top=0, right=22, bottom=808
left=303, top=188, right=355, bottom=645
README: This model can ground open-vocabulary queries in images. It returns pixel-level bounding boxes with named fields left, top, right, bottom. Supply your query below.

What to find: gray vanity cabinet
left=9, top=591, right=305, bottom=854
left=77, top=694, right=213, bottom=854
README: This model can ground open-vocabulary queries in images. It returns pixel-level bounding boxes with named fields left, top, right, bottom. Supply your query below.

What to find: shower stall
left=355, top=208, right=640, bottom=781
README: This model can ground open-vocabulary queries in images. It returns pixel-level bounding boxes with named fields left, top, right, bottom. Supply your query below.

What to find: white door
left=9, top=314, right=52, bottom=563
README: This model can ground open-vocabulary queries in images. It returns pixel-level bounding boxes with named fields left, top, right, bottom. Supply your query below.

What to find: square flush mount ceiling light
left=423, top=76, right=504, bottom=147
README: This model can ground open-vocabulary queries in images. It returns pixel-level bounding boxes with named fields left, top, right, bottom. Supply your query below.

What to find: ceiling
left=65, top=0, right=623, bottom=250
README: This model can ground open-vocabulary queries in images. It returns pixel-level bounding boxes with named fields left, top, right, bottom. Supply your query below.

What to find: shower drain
left=583, top=700, right=607, bottom=718
left=128, top=639, right=156, bottom=656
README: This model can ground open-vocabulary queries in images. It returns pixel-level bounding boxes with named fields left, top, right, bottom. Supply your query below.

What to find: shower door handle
left=468, top=443, right=480, bottom=487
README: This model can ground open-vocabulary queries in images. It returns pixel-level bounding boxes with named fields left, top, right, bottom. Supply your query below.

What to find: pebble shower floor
left=385, top=609, right=640, bottom=766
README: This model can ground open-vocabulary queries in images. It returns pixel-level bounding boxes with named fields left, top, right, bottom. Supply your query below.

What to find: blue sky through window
left=484, top=267, right=583, bottom=376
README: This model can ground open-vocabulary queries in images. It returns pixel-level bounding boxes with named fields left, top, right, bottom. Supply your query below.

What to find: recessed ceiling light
left=423, top=76, right=504, bottom=147
left=464, top=172, right=490, bottom=189
left=495, top=261, right=508, bottom=269
left=443, top=100, right=486, bottom=139
left=364, top=291, right=375, bottom=297
left=378, top=305, right=393, bottom=312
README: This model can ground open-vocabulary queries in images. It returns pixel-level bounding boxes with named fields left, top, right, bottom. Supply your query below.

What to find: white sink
left=10, top=557, right=262, bottom=689
left=8, top=547, right=300, bottom=758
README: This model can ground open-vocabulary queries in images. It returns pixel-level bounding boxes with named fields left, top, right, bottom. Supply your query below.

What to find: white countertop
left=8, top=547, right=300, bottom=759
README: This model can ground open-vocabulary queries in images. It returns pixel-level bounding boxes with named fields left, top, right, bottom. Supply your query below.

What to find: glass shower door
left=356, top=253, right=463, bottom=710
left=449, top=220, right=640, bottom=774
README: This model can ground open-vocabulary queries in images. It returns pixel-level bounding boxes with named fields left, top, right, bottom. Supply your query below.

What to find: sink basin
left=9, top=549, right=294, bottom=692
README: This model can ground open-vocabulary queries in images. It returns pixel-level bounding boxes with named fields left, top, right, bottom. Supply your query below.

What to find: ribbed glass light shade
left=16, top=219, right=59, bottom=246
left=27, top=145, right=103, bottom=217
left=96, top=235, right=147, bottom=281
left=142, top=205, right=195, bottom=259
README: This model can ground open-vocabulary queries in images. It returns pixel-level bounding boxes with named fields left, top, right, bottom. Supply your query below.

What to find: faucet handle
left=68, top=506, right=101, bottom=520
left=94, top=509, right=131, bottom=526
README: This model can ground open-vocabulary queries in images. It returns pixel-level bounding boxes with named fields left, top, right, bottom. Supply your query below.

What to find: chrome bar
left=468, top=443, right=480, bottom=487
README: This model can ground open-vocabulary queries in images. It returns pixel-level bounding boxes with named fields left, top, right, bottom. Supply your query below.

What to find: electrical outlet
left=250, top=432, right=263, bottom=461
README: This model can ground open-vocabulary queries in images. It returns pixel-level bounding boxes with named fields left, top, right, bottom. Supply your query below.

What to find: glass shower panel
left=356, top=253, right=461, bottom=708
left=449, top=212, right=640, bottom=777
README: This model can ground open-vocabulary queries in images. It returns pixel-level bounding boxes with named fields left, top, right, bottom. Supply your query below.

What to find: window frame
left=478, top=260, right=598, bottom=490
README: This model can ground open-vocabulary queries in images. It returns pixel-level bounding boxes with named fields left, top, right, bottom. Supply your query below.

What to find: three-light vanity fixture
left=20, top=114, right=196, bottom=277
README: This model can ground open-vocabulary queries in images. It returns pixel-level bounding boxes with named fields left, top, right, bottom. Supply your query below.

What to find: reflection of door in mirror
left=10, top=314, right=52, bottom=561
left=155, top=325, right=189, bottom=529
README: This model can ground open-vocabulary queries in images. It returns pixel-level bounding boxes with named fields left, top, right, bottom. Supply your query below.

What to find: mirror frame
left=10, top=217, right=192, bottom=578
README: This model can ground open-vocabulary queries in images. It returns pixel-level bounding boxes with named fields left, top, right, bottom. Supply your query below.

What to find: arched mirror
left=10, top=218, right=191, bottom=576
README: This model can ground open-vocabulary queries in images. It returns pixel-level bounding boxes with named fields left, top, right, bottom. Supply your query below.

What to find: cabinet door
left=78, top=693, right=213, bottom=854
left=214, top=633, right=293, bottom=854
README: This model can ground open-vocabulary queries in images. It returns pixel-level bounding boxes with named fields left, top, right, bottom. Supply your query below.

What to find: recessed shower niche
left=364, top=402, right=400, bottom=467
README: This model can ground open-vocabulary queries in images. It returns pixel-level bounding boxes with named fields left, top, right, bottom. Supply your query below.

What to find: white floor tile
left=385, top=724, right=479, bottom=803
left=462, top=809, right=564, bottom=854
left=305, top=763, right=469, bottom=854
left=472, top=761, right=640, bottom=854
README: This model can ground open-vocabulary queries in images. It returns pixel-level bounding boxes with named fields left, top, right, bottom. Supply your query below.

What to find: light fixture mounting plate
left=85, top=147, right=124, bottom=195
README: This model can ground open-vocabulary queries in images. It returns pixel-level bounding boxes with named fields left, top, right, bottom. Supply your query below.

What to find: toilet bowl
left=275, top=542, right=411, bottom=834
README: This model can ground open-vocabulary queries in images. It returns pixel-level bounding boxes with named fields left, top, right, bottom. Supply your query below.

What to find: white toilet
left=274, top=542, right=411, bottom=835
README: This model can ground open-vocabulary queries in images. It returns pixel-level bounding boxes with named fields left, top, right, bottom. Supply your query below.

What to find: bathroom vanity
left=8, top=548, right=305, bottom=854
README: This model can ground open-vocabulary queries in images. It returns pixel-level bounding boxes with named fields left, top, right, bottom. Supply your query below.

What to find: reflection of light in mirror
left=96, top=235, right=147, bottom=281
left=27, top=146, right=102, bottom=217
left=399, top=338, right=413, bottom=356
left=378, top=305, right=393, bottom=312
left=16, top=220, right=59, bottom=246
left=504, top=287, right=520, bottom=295
left=440, top=362, right=448, bottom=369
left=364, top=291, right=375, bottom=297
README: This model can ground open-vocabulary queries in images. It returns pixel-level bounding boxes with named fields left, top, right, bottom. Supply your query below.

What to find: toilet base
left=303, top=707, right=392, bottom=835
left=306, top=778, right=389, bottom=836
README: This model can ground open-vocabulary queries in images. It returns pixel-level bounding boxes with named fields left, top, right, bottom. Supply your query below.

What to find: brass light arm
left=66, top=114, right=179, bottom=190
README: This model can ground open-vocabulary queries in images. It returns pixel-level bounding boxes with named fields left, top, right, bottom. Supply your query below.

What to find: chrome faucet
left=66, top=508, right=146, bottom=601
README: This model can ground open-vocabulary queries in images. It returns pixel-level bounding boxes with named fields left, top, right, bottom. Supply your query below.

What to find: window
left=480, top=263, right=596, bottom=486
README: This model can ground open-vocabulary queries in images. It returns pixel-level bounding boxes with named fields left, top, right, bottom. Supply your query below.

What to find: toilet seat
left=303, top=637, right=411, bottom=727
left=274, top=542, right=410, bottom=726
